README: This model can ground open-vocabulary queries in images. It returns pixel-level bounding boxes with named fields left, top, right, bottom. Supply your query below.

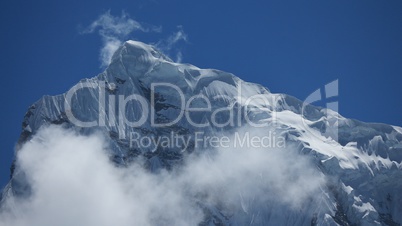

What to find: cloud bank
left=0, top=126, right=324, bottom=225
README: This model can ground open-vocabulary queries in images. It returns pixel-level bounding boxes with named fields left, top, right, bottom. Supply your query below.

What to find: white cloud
left=0, top=126, right=202, bottom=226
left=0, top=126, right=325, bottom=225
left=82, top=11, right=161, bottom=68
left=99, top=37, right=122, bottom=69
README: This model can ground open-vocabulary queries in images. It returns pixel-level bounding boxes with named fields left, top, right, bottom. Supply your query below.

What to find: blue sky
left=0, top=0, right=401, bottom=188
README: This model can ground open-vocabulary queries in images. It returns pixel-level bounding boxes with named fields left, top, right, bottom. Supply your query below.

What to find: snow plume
left=0, top=126, right=325, bottom=225
left=82, top=11, right=161, bottom=68
left=157, top=26, right=188, bottom=63
left=82, top=11, right=188, bottom=66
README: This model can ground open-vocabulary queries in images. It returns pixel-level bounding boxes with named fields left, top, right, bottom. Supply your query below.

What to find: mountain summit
left=1, top=41, right=401, bottom=226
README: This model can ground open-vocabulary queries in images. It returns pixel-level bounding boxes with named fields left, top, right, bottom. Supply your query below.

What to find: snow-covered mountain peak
left=1, top=40, right=402, bottom=226
left=104, top=40, right=173, bottom=81
left=112, top=40, right=172, bottom=66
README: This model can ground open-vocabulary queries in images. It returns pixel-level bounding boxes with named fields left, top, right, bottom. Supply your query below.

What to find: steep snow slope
left=1, top=41, right=402, bottom=225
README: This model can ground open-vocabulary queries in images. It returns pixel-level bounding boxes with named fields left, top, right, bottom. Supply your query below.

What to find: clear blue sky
left=1, top=0, right=401, bottom=188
